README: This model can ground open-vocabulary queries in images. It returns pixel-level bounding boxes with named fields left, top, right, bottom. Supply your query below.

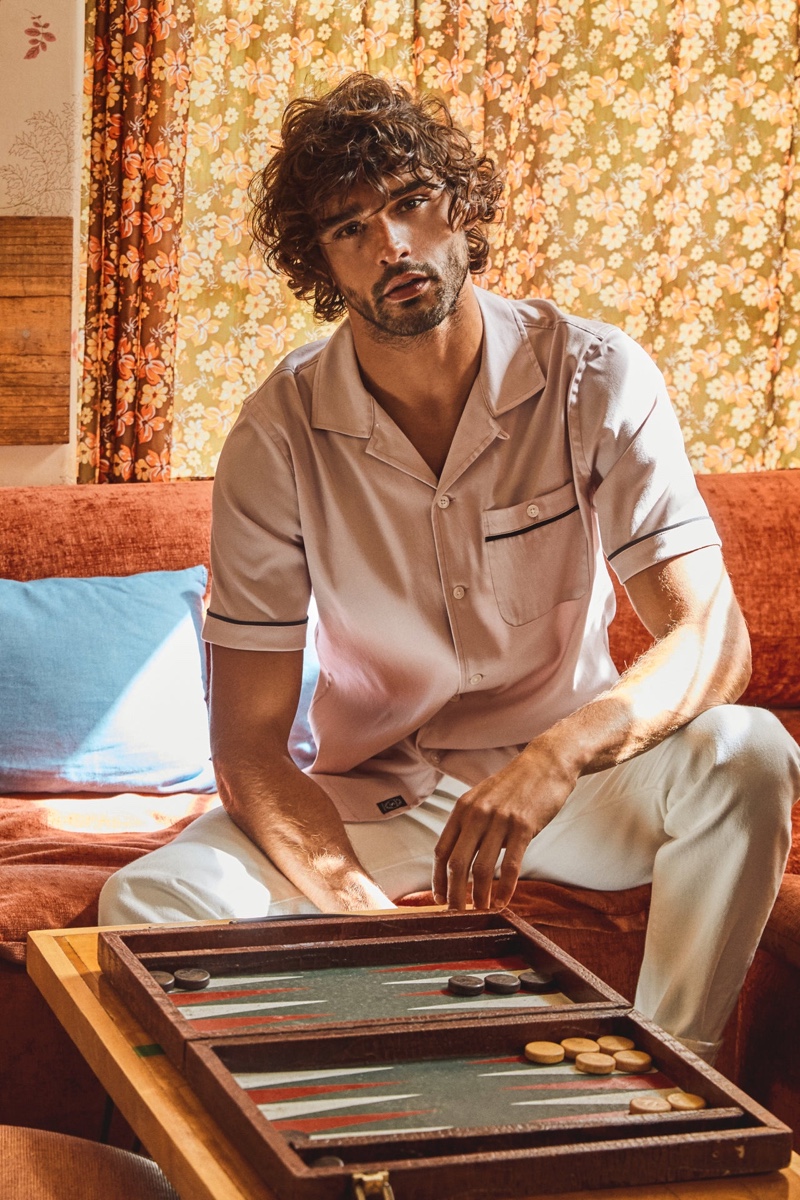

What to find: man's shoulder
left=505, top=295, right=664, bottom=402
left=500, top=293, right=641, bottom=359
left=273, top=334, right=333, bottom=379
left=262, top=334, right=332, bottom=395
left=238, top=334, right=332, bottom=428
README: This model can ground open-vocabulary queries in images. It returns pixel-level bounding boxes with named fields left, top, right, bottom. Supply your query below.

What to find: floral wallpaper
left=145, top=2, right=800, bottom=476
left=0, top=2, right=78, bottom=216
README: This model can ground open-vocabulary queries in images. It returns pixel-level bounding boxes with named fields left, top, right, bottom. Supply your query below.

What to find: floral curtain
left=78, top=0, right=194, bottom=483
left=80, top=0, right=800, bottom=479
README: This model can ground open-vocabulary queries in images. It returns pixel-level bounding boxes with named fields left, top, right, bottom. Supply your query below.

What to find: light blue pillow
left=0, top=566, right=216, bottom=794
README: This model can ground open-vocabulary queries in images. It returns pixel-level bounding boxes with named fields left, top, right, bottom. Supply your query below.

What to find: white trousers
left=100, top=706, right=800, bottom=1057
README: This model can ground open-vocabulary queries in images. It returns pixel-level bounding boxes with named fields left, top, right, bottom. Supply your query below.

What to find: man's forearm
left=214, top=742, right=394, bottom=913
left=531, top=611, right=750, bottom=783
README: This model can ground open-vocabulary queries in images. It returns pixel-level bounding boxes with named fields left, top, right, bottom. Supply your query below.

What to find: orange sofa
left=0, top=474, right=798, bottom=1145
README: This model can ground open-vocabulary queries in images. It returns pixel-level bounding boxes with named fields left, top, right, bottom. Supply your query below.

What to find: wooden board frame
left=98, top=911, right=629, bottom=1071
left=184, top=1011, right=793, bottom=1200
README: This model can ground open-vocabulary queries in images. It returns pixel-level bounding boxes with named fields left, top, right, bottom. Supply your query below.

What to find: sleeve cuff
left=608, top=515, right=722, bottom=584
left=202, top=611, right=308, bottom=651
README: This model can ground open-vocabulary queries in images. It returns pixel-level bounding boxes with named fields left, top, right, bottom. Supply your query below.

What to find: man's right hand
left=432, top=737, right=576, bottom=911
left=209, top=644, right=395, bottom=913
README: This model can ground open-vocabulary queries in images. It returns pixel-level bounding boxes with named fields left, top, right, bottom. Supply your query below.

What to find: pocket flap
left=483, top=480, right=580, bottom=542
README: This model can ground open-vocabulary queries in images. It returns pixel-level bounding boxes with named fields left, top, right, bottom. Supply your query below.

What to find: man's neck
left=349, top=280, right=484, bottom=477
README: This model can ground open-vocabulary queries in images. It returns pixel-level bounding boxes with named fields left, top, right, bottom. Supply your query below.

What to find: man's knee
left=681, top=704, right=800, bottom=836
left=98, top=856, right=203, bottom=925
left=99, top=861, right=153, bottom=925
left=690, top=705, right=798, bottom=781
left=99, top=842, right=275, bottom=925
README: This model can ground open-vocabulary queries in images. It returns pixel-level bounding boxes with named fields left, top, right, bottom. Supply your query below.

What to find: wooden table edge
left=27, top=925, right=276, bottom=1200
left=26, top=925, right=800, bottom=1200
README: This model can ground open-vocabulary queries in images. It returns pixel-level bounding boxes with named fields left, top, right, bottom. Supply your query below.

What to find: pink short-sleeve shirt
left=202, top=289, right=721, bottom=822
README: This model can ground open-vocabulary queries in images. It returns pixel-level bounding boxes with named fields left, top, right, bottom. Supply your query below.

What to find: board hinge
left=351, top=1169, right=395, bottom=1199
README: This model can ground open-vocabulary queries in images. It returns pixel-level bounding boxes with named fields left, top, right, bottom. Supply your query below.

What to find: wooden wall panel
left=0, top=217, right=73, bottom=445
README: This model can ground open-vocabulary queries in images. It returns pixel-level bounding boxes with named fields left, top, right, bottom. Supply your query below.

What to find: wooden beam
left=0, top=216, right=72, bottom=445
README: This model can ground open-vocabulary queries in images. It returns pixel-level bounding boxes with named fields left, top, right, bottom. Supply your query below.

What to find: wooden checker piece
left=575, top=1051, right=615, bottom=1075
left=630, top=1094, right=672, bottom=1114
left=615, top=1049, right=653, bottom=1073
left=518, top=968, right=557, bottom=993
left=668, top=1091, right=708, bottom=1111
left=148, top=970, right=175, bottom=992
left=279, top=1129, right=309, bottom=1145
left=524, top=1040, right=565, bottom=1064
left=484, top=971, right=521, bottom=994
left=561, top=1036, right=600, bottom=1060
left=173, top=967, right=211, bottom=991
left=448, top=973, right=485, bottom=996
left=597, top=1035, right=635, bottom=1054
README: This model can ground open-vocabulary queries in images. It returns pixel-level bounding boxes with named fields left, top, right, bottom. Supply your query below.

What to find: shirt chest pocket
left=483, top=481, right=590, bottom=626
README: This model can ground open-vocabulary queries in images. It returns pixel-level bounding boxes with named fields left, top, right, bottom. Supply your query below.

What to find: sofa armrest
left=760, top=874, right=800, bottom=971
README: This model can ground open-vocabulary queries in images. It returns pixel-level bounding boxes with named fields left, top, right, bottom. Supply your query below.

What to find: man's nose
left=374, top=216, right=410, bottom=264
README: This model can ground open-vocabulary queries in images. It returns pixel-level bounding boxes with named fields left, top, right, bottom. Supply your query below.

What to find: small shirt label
left=377, top=795, right=408, bottom=815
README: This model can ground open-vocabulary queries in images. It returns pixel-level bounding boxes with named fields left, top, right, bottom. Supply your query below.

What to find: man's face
left=316, top=177, right=471, bottom=340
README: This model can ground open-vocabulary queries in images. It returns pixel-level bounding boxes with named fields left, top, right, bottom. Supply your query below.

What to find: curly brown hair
left=249, top=73, right=504, bottom=322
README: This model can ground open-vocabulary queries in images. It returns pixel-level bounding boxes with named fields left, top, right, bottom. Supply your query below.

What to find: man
left=100, top=73, right=800, bottom=1062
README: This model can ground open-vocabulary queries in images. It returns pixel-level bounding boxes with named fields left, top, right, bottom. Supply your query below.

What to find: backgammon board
left=97, top=910, right=793, bottom=1200
left=98, top=910, right=627, bottom=1071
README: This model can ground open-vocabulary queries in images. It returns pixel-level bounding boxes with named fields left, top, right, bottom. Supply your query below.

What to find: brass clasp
left=352, top=1169, right=396, bottom=1199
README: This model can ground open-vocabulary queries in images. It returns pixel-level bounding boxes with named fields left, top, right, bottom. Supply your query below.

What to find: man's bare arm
left=433, top=545, right=751, bottom=910
left=209, top=645, right=395, bottom=912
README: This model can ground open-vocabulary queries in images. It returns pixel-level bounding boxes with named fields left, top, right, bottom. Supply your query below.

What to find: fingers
left=432, top=811, right=461, bottom=905
left=434, top=794, right=508, bottom=910
left=470, top=824, right=508, bottom=910
left=434, top=823, right=478, bottom=910
left=433, top=767, right=547, bottom=909
left=491, top=830, right=528, bottom=909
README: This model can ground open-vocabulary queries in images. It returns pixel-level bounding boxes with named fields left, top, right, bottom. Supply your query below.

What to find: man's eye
left=400, top=196, right=427, bottom=211
left=333, top=222, right=362, bottom=240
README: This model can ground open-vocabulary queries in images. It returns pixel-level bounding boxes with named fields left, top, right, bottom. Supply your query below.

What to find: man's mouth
left=383, top=273, right=430, bottom=302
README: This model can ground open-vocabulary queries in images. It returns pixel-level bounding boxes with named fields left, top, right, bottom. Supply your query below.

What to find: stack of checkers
left=447, top=968, right=556, bottom=996
left=149, top=968, right=211, bottom=993
left=522, top=1035, right=707, bottom=1114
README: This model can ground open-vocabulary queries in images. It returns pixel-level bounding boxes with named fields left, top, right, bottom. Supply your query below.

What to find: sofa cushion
left=0, top=482, right=213, bottom=582
left=698, top=473, right=800, bottom=711
left=608, top=472, right=800, bottom=711
left=0, top=566, right=216, bottom=794
left=0, top=791, right=221, bottom=963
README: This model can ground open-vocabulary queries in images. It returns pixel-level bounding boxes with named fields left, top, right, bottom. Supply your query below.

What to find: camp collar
left=310, top=287, right=545, bottom=437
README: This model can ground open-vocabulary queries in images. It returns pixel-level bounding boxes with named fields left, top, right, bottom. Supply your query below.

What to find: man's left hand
left=432, top=740, right=577, bottom=910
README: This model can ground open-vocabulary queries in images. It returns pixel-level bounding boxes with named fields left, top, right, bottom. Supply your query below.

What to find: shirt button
left=437, top=495, right=451, bottom=509
left=469, top=673, right=483, bottom=686
left=452, top=585, right=466, bottom=599
left=430, top=751, right=442, bottom=764
left=526, top=504, right=539, bottom=519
